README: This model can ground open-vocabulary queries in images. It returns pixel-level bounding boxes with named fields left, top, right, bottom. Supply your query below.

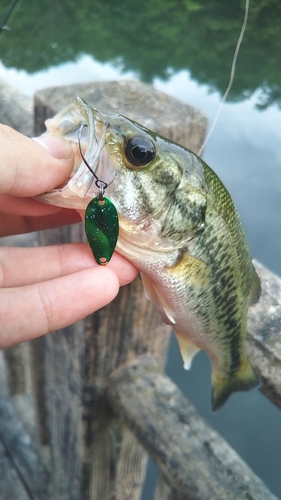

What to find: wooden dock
left=0, top=80, right=279, bottom=499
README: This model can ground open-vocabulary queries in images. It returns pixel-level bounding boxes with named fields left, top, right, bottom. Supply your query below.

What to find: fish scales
left=37, top=97, right=261, bottom=410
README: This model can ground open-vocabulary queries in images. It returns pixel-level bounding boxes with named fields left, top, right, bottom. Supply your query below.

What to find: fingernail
left=33, top=135, right=73, bottom=160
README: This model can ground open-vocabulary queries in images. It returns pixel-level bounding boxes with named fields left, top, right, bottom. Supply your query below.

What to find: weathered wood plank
left=28, top=337, right=49, bottom=445
left=42, top=269, right=169, bottom=500
left=3, top=344, right=26, bottom=395
left=154, top=474, right=180, bottom=500
left=87, top=421, right=147, bottom=500
left=0, top=236, right=38, bottom=398
left=247, top=261, right=281, bottom=409
left=107, top=355, right=277, bottom=500
left=112, top=427, right=147, bottom=500
left=0, top=440, right=31, bottom=500
left=0, top=388, right=51, bottom=500
left=0, top=77, right=33, bottom=136
left=39, top=222, right=171, bottom=500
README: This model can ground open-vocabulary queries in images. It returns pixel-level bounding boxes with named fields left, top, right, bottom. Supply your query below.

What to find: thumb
left=0, top=124, right=74, bottom=197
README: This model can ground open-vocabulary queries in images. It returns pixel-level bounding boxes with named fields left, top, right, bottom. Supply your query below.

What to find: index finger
left=0, top=125, right=74, bottom=197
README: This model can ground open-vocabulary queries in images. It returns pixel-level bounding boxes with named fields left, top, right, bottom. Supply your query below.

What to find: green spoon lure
left=78, top=123, right=119, bottom=265
left=85, top=196, right=119, bottom=265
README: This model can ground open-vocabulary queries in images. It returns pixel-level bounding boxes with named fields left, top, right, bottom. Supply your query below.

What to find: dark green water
left=1, top=1, right=281, bottom=498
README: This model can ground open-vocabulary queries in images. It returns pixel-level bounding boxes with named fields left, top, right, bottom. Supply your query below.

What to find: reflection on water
left=1, top=0, right=281, bottom=108
left=1, top=0, right=281, bottom=497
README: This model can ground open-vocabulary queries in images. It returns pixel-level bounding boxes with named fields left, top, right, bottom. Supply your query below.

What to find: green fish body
left=38, top=97, right=260, bottom=410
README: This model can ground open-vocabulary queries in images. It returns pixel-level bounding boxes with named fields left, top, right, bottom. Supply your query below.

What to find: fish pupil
left=125, top=136, right=155, bottom=167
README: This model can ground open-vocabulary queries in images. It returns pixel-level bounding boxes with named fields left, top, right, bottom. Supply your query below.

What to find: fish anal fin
left=248, top=266, right=261, bottom=306
left=175, top=333, right=201, bottom=370
left=212, top=358, right=259, bottom=412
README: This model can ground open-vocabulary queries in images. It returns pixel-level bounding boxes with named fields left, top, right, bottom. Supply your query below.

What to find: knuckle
left=37, top=283, right=56, bottom=334
left=57, top=244, right=69, bottom=275
left=0, top=262, right=4, bottom=288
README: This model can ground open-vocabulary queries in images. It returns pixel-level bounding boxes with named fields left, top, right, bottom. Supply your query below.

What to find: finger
left=0, top=243, right=138, bottom=287
left=0, top=125, right=74, bottom=197
left=108, top=252, right=139, bottom=286
left=0, top=267, right=120, bottom=348
left=0, top=209, right=81, bottom=237
left=0, top=243, right=93, bottom=287
left=0, top=195, right=63, bottom=216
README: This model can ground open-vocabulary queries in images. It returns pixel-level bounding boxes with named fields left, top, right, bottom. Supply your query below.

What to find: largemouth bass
left=38, top=97, right=260, bottom=411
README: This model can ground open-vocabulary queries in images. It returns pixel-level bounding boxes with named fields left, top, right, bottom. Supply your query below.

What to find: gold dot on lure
left=78, top=124, right=119, bottom=266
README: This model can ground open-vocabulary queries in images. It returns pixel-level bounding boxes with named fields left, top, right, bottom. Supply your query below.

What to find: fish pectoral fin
left=175, top=333, right=201, bottom=370
left=140, top=272, right=176, bottom=325
left=211, top=358, right=259, bottom=412
left=248, top=266, right=261, bottom=306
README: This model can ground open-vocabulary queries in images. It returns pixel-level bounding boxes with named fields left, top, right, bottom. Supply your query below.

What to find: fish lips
left=36, top=97, right=115, bottom=209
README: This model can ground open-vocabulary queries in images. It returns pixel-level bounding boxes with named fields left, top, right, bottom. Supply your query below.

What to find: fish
left=37, top=97, right=261, bottom=411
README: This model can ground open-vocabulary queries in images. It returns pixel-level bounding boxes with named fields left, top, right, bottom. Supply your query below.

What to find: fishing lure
left=78, top=124, right=119, bottom=265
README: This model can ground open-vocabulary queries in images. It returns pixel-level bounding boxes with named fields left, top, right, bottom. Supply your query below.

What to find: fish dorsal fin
left=140, top=272, right=176, bottom=325
left=248, top=266, right=261, bottom=306
left=175, top=333, right=201, bottom=370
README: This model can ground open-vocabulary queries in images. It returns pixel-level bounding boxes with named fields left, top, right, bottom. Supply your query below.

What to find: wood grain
left=107, top=355, right=277, bottom=500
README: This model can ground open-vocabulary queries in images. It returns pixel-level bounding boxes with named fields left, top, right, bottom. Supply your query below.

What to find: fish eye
left=125, top=136, right=156, bottom=167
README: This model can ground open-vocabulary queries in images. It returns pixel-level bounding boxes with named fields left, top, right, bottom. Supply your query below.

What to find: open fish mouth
left=36, top=97, right=110, bottom=209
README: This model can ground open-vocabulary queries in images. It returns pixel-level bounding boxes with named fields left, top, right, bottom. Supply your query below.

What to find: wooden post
left=0, top=387, right=51, bottom=499
left=2, top=345, right=26, bottom=395
left=247, top=261, right=281, bottom=408
left=33, top=81, right=207, bottom=499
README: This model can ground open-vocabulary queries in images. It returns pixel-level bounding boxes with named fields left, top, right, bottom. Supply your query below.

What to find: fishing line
left=0, top=0, right=22, bottom=34
left=78, top=123, right=108, bottom=200
left=197, top=0, right=250, bottom=157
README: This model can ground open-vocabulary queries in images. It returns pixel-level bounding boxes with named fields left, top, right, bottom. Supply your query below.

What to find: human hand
left=0, top=125, right=138, bottom=348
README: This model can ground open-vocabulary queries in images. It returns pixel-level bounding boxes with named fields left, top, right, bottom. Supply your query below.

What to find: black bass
left=38, top=97, right=260, bottom=410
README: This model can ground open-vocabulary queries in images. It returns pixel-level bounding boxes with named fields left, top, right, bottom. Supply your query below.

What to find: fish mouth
left=36, top=97, right=110, bottom=210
